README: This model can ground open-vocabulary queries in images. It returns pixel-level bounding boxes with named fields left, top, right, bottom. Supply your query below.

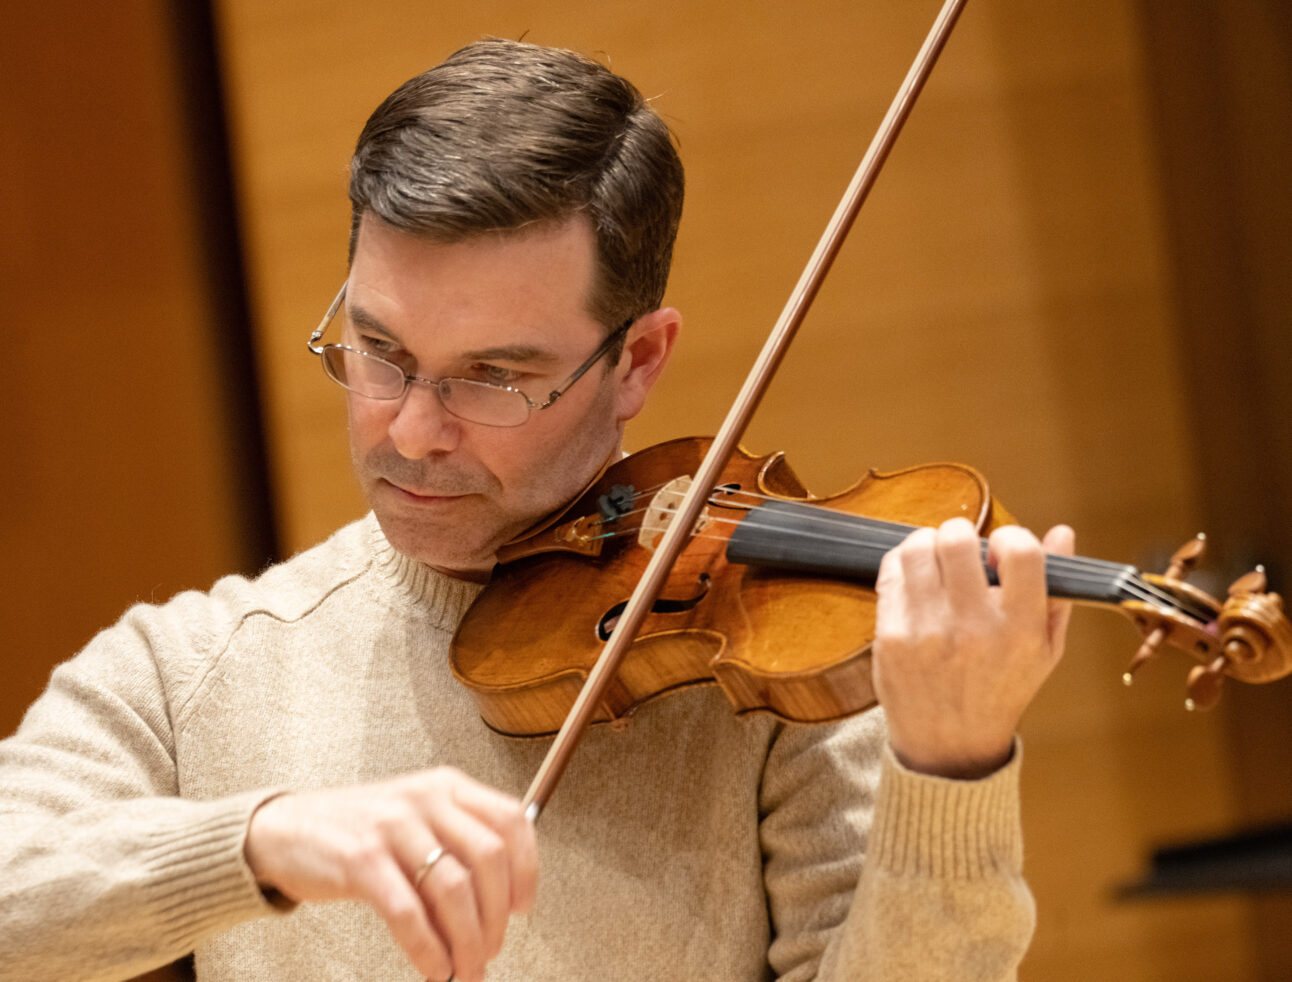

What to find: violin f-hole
left=597, top=574, right=712, bottom=641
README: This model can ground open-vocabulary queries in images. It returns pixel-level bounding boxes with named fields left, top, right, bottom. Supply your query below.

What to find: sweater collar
left=366, top=516, right=486, bottom=629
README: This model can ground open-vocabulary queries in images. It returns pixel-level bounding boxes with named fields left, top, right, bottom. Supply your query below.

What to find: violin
left=452, top=436, right=1292, bottom=737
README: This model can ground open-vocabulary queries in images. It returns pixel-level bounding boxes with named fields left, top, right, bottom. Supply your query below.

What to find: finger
left=351, top=851, right=453, bottom=981
left=989, top=525, right=1048, bottom=626
left=874, top=542, right=908, bottom=630
left=424, top=804, right=513, bottom=960
left=442, top=779, right=539, bottom=916
left=1041, top=523, right=1074, bottom=556
left=1042, top=524, right=1076, bottom=654
left=934, top=518, right=991, bottom=615
left=419, top=852, right=487, bottom=982
left=400, top=838, right=446, bottom=893
left=894, top=525, right=944, bottom=626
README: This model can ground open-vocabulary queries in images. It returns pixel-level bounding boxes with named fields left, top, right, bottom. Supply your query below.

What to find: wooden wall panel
left=1136, top=2, right=1292, bottom=977
left=211, top=1, right=1287, bottom=978
left=0, top=2, right=271, bottom=738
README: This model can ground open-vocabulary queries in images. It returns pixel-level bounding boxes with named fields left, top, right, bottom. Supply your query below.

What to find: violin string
left=607, top=491, right=1200, bottom=616
left=583, top=485, right=1213, bottom=622
left=729, top=499, right=1215, bottom=621
left=592, top=517, right=1208, bottom=621
left=705, top=492, right=1213, bottom=614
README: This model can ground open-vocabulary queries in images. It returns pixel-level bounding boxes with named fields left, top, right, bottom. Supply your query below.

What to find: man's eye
left=358, top=335, right=401, bottom=358
left=474, top=364, right=523, bottom=386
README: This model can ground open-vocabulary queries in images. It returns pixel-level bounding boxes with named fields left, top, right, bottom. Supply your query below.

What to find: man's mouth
left=382, top=479, right=472, bottom=502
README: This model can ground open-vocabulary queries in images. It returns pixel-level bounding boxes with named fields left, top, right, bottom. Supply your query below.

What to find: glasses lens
left=439, top=378, right=531, bottom=427
left=321, top=346, right=405, bottom=398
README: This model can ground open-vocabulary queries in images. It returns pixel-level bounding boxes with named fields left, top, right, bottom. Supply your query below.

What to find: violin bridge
left=639, top=475, right=710, bottom=552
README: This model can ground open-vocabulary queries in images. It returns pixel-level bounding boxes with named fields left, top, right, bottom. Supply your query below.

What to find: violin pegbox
left=1121, top=534, right=1207, bottom=686
left=1118, top=534, right=1292, bottom=710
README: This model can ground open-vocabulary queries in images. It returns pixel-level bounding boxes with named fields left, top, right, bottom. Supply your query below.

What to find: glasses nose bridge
left=397, top=370, right=454, bottom=415
left=387, top=371, right=463, bottom=454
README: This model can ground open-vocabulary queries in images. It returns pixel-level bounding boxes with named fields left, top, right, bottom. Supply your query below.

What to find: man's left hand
left=872, top=518, right=1075, bottom=780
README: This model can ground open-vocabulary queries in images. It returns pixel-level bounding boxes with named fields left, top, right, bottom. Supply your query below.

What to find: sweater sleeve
left=760, top=710, right=1033, bottom=981
left=0, top=593, right=289, bottom=982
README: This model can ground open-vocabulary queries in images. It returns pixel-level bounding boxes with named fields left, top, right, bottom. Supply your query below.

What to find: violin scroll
left=1119, top=535, right=1292, bottom=710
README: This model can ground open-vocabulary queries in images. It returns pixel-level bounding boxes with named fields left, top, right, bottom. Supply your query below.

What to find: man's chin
left=371, top=509, right=498, bottom=578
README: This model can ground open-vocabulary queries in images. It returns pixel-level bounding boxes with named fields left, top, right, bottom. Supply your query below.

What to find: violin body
left=451, top=437, right=1013, bottom=736
left=452, top=437, right=1292, bottom=737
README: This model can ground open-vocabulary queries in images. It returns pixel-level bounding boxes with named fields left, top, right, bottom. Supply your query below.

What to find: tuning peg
left=1165, top=533, right=1206, bottom=581
left=1228, top=564, right=1267, bottom=596
left=1185, top=654, right=1229, bottom=711
left=1123, top=625, right=1168, bottom=686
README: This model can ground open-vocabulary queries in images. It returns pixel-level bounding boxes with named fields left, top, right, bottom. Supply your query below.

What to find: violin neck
left=725, top=499, right=1137, bottom=606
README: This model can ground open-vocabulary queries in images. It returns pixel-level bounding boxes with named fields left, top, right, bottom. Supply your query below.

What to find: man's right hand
left=243, top=767, right=537, bottom=982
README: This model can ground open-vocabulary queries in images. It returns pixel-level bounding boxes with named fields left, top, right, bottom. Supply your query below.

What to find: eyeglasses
left=307, top=283, right=633, bottom=428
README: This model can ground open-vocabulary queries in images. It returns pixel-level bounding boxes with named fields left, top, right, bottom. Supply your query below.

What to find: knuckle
left=992, top=524, right=1040, bottom=554
left=939, top=516, right=977, bottom=542
left=938, top=521, right=981, bottom=558
left=372, top=801, right=418, bottom=837
left=875, top=621, right=912, bottom=647
left=422, top=765, right=469, bottom=799
left=904, top=526, right=936, bottom=550
left=340, top=834, right=387, bottom=873
left=474, top=832, right=507, bottom=869
left=897, top=540, right=931, bottom=574
left=430, top=764, right=466, bottom=783
left=436, top=863, right=473, bottom=900
left=383, top=895, right=425, bottom=934
left=496, top=796, right=527, bottom=826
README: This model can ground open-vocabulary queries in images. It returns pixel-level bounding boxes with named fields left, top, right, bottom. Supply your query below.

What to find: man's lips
left=381, top=479, right=473, bottom=502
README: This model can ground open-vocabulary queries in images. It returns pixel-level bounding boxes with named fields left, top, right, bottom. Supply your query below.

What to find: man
left=0, top=39, right=1072, bottom=982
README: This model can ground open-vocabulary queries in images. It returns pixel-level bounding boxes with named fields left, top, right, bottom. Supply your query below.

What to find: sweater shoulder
left=222, top=514, right=379, bottom=621
left=126, top=515, right=377, bottom=637
left=91, top=516, right=382, bottom=701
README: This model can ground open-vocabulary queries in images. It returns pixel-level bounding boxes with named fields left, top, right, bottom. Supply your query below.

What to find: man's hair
left=348, top=39, right=684, bottom=335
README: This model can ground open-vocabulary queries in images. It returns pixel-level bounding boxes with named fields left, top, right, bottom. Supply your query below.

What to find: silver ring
left=413, top=846, right=446, bottom=888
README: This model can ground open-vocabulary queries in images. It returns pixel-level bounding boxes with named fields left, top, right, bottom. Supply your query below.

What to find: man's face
left=344, top=215, right=642, bottom=577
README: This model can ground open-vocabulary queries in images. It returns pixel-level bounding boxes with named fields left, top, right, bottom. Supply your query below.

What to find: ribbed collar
left=363, top=516, right=487, bottom=631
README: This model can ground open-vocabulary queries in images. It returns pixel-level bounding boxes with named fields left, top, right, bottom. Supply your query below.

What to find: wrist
left=244, top=791, right=292, bottom=887
left=889, top=739, right=1015, bottom=781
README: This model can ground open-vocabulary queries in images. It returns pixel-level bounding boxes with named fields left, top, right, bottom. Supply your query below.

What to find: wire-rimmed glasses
left=306, top=283, right=632, bottom=428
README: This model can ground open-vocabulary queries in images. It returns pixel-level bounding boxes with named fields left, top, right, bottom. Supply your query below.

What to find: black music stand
left=1119, top=821, right=1292, bottom=897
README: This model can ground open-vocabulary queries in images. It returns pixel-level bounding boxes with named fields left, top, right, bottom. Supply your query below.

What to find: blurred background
left=3, top=1, right=1290, bottom=978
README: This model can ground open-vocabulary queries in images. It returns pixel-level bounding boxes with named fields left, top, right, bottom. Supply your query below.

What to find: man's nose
left=387, top=380, right=461, bottom=458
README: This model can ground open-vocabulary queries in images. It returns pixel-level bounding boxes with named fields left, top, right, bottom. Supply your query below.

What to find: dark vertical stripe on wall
left=1136, top=4, right=1292, bottom=980
left=166, top=0, right=281, bottom=573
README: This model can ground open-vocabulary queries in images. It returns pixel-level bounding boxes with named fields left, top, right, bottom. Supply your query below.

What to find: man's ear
left=614, top=306, right=681, bottom=423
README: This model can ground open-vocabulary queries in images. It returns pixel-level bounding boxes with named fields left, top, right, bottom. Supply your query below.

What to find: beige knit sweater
left=0, top=515, right=1033, bottom=981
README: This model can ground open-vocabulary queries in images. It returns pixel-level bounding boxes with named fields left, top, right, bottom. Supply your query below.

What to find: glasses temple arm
left=308, top=282, right=350, bottom=353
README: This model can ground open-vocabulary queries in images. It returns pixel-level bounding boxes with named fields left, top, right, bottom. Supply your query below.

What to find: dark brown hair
left=348, top=39, right=684, bottom=335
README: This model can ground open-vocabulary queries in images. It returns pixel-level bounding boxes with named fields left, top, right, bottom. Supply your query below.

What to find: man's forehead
left=344, top=215, right=603, bottom=346
left=350, top=211, right=597, bottom=267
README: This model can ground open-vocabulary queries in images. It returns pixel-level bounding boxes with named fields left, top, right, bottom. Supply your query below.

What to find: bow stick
left=522, top=0, right=972, bottom=821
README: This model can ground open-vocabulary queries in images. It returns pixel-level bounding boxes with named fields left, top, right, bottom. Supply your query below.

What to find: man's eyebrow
left=461, top=343, right=560, bottom=364
left=347, top=304, right=397, bottom=339
left=347, top=302, right=562, bottom=364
